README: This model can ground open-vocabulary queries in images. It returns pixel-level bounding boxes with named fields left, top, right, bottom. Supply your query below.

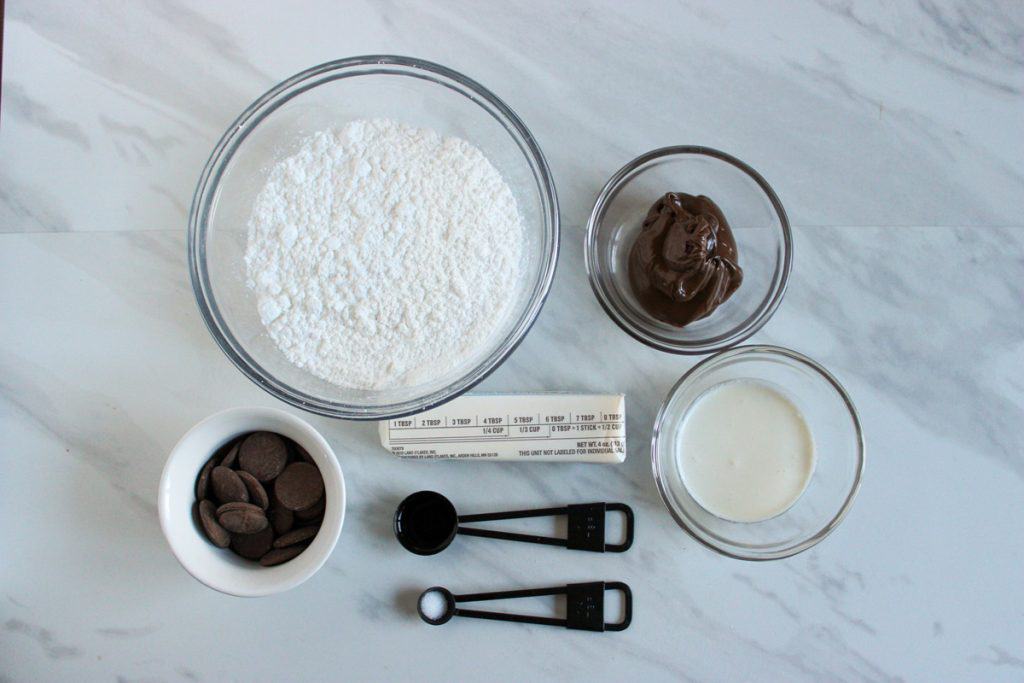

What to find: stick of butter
left=379, top=393, right=626, bottom=463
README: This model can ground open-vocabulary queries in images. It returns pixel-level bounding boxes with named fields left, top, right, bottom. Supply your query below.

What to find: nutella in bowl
left=584, top=146, right=792, bottom=355
left=628, top=193, right=743, bottom=327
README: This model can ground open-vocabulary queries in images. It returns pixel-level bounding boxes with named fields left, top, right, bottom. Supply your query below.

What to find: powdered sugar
left=244, top=119, right=524, bottom=390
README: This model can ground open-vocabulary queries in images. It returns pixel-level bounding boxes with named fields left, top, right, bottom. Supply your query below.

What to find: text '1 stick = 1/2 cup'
left=379, top=393, right=626, bottom=462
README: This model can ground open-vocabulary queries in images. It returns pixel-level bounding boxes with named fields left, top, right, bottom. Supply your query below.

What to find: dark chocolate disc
left=236, top=470, right=269, bottom=510
left=274, top=463, right=324, bottom=512
left=259, top=544, right=307, bottom=567
left=273, top=525, right=319, bottom=549
left=230, top=525, right=275, bottom=560
left=198, top=499, right=230, bottom=548
left=217, top=505, right=268, bottom=534
left=238, top=432, right=289, bottom=482
left=210, top=466, right=249, bottom=505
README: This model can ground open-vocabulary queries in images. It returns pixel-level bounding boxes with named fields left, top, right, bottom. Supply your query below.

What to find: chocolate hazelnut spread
left=628, top=193, right=743, bottom=326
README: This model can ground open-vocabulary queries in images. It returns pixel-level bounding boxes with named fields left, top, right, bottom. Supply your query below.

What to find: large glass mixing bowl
left=188, top=56, right=559, bottom=420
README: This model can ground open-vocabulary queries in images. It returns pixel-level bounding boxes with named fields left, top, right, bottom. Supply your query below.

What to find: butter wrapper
left=379, top=393, right=626, bottom=463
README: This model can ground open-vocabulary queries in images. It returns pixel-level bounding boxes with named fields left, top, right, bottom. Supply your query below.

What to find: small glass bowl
left=188, top=56, right=558, bottom=420
left=585, top=147, right=792, bottom=354
left=651, top=345, right=865, bottom=560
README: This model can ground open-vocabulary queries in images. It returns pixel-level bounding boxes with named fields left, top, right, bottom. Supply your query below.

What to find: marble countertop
left=2, top=1, right=1022, bottom=680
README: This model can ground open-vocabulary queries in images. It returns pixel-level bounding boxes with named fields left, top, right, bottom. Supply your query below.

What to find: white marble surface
left=1, top=1, right=1023, bottom=681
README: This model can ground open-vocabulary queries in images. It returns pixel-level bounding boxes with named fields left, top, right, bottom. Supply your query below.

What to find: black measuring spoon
left=394, top=490, right=634, bottom=555
left=417, top=582, right=632, bottom=631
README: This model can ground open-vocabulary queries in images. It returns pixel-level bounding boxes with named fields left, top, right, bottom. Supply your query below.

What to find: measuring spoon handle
left=456, top=502, right=635, bottom=552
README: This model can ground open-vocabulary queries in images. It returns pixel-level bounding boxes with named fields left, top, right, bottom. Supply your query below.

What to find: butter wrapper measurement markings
left=379, top=394, right=627, bottom=463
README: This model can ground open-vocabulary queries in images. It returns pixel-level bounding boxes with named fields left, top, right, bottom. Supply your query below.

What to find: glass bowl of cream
left=585, top=147, right=792, bottom=354
left=651, top=345, right=865, bottom=560
left=188, top=56, right=558, bottom=420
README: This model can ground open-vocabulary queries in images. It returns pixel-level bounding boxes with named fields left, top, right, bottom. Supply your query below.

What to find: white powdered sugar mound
left=245, top=119, right=524, bottom=390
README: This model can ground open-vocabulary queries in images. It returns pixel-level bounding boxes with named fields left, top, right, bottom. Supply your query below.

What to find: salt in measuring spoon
left=418, top=582, right=632, bottom=631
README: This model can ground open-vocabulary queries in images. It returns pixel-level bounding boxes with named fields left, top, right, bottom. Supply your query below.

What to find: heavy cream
left=676, top=380, right=815, bottom=523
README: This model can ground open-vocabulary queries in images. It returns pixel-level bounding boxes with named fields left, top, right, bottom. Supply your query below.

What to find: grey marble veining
left=1, top=1, right=1023, bottom=681
left=2, top=1, right=1023, bottom=234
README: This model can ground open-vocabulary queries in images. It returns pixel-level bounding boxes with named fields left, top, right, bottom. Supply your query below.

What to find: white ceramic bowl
left=158, top=407, right=346, bottom=596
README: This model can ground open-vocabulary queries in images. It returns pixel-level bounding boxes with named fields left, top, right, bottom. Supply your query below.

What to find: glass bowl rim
left=187, top=55, right=560, bottom=420
left=650, top=344, right=866, bottom=561
left=584, top=145, right=793, bottom=355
